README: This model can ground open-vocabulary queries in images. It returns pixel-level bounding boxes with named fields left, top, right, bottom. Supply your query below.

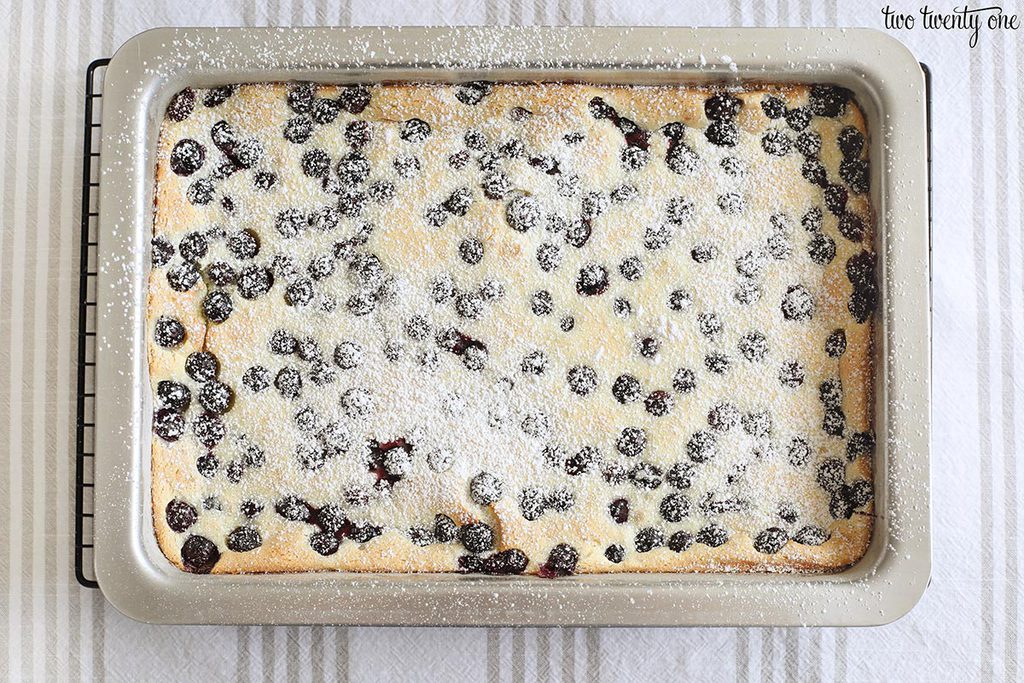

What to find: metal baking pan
left=93, top=26, right=930, bottom=626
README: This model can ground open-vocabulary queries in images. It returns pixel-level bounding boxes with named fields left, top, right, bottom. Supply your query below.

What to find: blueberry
left=193, top=411, right=228, bottom=448
left=707, top=402, right=740, bottom=431
left=668, top=531, right=694, bottom=553
left=778, top=361, right=806, bottom=387
left=738, top=331, right=768, bottom=362
left=470, top=471, right=504, bottom=505
left=817, top=458, right=846, bottom=493
left=226, top=526, right=262, bottom=553
left=302, top=148, right=331, bottom=177
left=458, top=238, right=484, bottom=266
left=613, top=298, right=632, bottom=318
left=251, top=171, right=276, bottom=192
left=198, top=381, right=233, bottom=414
left=166, top=262, right=200, bottom=292
left=562, top=222, right=593, bottom=252
left=847, top=431, right=875, bottom=461
left=717, top=192, right=745, bottom=215
left=236, top=265, right=273, bottom=300
left=793, top=525, right=830, bottom=546
left=459, top=523, right=494, bottom=553
left=608, top=498, right=630, bottom=524
left=807, top=232, right=836, bottom=265
left=309, top=531, right=340, bottom=556
left=820, top=378, right=843, bottom=408
left=239, top=499, right=264, bottom=519
left=153, top=408, right=185, bottom=442
left=152, top=236, right=174, bottom=267
left=202, top=290, right=233, bottom=323
left=643, top=223, right=674, bottom=250
left=666, top=196, right=694, bottom=225
left=634, top=335, right=659, bottom=358
left=170, top=139, right=205, bottom=176
left=615, top=427, right=647, bottom=457
left=665, top=141, right=700, bottom=175
left=154, top=316, right=185, bottom=348
left=809, top=85, right=851, bottom=117
left=499, top=137, right=526, bottom=159
left=178, top=232, right=208, bottom=261
left=659, top=493, right=690, bottom=522
left=535, top=242, right=563, bottom=272
left=635, top=527, right=664, bottom=553
left=823, top=407, right=847, bottom=438
left=564, top=446, right=599, bottom=475
left=695, top=524, right=729, bottom=548
left=840, top=158, right=870, bottom=194
left=794, top=131, right=819, bottom=157
left=824, top=183, right=848, bottom=215
left=705, top=119, right=738, bottom=146
left=546, top=488, right=574, bottom=512
left=742, top=410, right=773, bottom=438
left=705, top=93, right=742, bottom=120
left=691, top=243, right=718, bottom=263
left=181, top=535, right=220, bottom=573
left=531, top=290, right=554, bottom=316
left=785, top=107, right=811, bottom=131
left=698, top=312, right=723, bottom=338
left=781, top=284, right=815, bottom=321
left=195, top=452, right=220, bottom=478
left=481, top=171, right=512, bottom=200
left=455, top=81, right=491, bottom=105
left=687, top=430, right=717, bottom=463
left=165, top=499, right=198, bottom=532
left=776, top=501, right=800, bottom=525
left=605, top=544, right=625, bottom=563
left=521, top=350, right=548, bottom=376
left=846, top=480, right=874, bottom=508
left=612, top=374, right=642, bottom=404
left=802, top=207, right=823, bottom=232
left=838, top=126, right=865, bottom=158
left=311, top=97, right=341, bottom=124
left=485, top=548, right=529, bottom=575
left=234, top=366, right=265, bottom=398
left=567, top=365, right=598, bottom=396
left=166, top=88, right=196, bottom=121
left=433, top=514, right=458, bottom=543
left=761, top=95, right=786, bottom=119
left=269, top=330, right=297, bottom=355
left=399, top=118, right=431, bottom=143
left=704, top=352, right=730, bottom=374
left=157, top=380, right=191, bottom=412
left=204, top=261, right=235, bottom=287
left=275, top=367, right=302, bottom=399
left=753, top=527, right=789, bottom=554
left=761, top=129, right=792, bottom=156
left=801, top=158, right=828, bottom=187
left=620, top=145, right=649, bottom=170
left=644, top=390, right=674, bottom=417
left=283, top=116, right=314, bottom=144
left=287, top=83, right=316, bottom=113
left=666, top=461, right=694, bottom=489
left=185, top=352, right=219, bottom=382
left=787, top=437, right=811, bottom=467
left=285, top=279, right=314, bottom=307
left=543, top=544, right=578, bottom=575
left=668, top=289, right=692, bottom=311
left=628, top=462, right=663, bottom=489
left=336, top=151, right=370, bottom=185
left=520, top=487, right=547, bottom=521
left=338, top=85, right=371, bottom=114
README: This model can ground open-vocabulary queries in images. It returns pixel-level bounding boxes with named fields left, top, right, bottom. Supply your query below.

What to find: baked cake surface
left=148, top=81, right=876, bottom=575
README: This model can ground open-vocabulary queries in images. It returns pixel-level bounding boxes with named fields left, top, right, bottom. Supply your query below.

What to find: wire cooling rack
left=76, top=58, right=110, bottom=589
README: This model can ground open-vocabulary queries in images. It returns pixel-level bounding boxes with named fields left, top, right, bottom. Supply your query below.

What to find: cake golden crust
left=149, top=82, right=874, bottom=576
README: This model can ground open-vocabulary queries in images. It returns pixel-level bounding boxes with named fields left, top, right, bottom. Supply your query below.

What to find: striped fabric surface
left=0, top=0, right=1019, bottom=680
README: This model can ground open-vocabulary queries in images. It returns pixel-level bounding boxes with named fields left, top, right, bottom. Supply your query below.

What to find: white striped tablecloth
left=0, top=0, right=1020, bottom=680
